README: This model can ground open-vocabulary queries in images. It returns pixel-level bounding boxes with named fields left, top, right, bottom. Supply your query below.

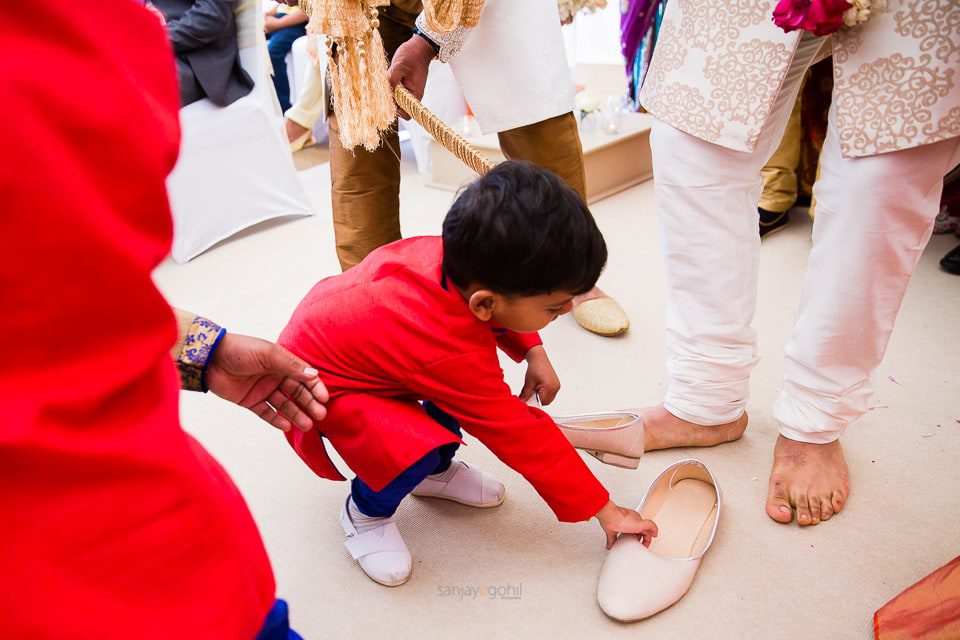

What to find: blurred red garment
left=0, top=1, right=275, bottom=638
left=874, top=556, right=960, bottom=640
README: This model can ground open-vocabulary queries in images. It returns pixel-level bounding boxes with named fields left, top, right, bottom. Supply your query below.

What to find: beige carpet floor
left=154, top=157, right=960, bottom=640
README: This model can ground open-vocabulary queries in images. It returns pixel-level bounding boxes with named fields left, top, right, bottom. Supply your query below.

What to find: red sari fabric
left=279, top=237, right=609, bottom=523
left=0, top=2, right=275, bottom=637
left=875, top=557, right=960, bottom=640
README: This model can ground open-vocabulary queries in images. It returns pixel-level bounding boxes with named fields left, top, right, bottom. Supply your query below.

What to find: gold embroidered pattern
left=175, top=315, right=226, bottom=392
left=679, top=0, right=770, bottom=50
left=894, top=0, right=960, bottom=64
left=834, top=53, right=956, bottom=156
left=641, top=15, right=687, bottom=97
left=834, top=0, right=892, bottom=63
left=924, top=106, right=960, bottom=143
left=643, top=83, right=723, bottom=142
left=833, top=24, right=865, bottom=64
left=705, top=40, right=793, bottom=126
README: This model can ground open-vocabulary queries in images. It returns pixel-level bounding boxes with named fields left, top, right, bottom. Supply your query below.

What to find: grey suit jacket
left=155, top=0, right=254, bottom=107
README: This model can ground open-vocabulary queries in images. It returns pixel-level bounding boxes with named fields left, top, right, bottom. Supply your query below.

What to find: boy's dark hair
left=441, top=160, right=607, bottom=297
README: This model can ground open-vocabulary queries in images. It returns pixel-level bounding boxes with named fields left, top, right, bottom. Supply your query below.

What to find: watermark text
left=437, top=583, right=522, bottom=600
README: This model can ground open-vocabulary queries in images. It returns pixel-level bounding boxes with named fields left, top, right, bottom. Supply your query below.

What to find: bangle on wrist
left=175, top=315, right=227, bottom=392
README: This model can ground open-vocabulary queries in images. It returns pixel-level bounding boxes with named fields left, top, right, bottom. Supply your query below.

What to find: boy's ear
left=467, top=290, right=497, bottom=322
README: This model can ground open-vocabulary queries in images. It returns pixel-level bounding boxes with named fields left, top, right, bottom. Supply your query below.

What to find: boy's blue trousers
left=350, top=401, right=462, bottom=517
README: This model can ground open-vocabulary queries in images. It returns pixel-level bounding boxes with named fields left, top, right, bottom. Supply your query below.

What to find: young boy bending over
left=279, top=161, right=656, bottom=586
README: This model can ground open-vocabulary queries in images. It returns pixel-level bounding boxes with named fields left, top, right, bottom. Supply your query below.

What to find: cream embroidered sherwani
left=638, top=0, right=960, bottom=443
left=640, top=0, right=960, bottom=158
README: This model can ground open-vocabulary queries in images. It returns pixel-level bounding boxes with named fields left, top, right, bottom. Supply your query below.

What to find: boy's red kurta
left=0, top=3, right=274, bottom=637
left=279, top=236, right=609, bottom=523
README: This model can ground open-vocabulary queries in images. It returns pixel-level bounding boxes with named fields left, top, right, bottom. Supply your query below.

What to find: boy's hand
left=520, top=345, right=561, bottom=405
left=595, top=500, right=658, bottom=550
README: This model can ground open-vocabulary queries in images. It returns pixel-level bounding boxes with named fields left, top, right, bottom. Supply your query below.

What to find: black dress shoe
left=940, top=243, right=960, bottom=275
left=759, top=207, right=790, bottom=238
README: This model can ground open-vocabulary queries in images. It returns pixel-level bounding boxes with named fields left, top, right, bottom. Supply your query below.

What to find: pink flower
left=773, top=0, right=852, bottom=36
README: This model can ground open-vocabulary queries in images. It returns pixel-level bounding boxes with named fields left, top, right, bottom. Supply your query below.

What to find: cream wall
left=567, top=3, right=622, bottom=65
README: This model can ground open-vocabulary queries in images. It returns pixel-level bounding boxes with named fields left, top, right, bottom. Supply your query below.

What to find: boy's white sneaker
left=339, top=496, right=412, bottom=587
left=410, top=459, right=506, bottom=507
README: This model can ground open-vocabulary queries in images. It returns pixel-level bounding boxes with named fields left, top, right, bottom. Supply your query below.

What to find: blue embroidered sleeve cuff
left=412, top=25, right=441, bottom=56
left=175, top=315, right=227, bottom=392
left=414, top=13, right=472, bottom=63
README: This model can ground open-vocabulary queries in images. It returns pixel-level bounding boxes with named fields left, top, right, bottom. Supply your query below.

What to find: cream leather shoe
left=573, top=297, right=630, bottom=337
left=597, top=459, right=720, bottom=621
left=288, top=128, right=313, bottom=152
left=552, top=411, right=644, bottom=469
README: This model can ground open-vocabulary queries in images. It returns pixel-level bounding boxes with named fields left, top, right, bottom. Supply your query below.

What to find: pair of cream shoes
left=553, top=411, right=721, bottom=621
left=339, top=460, right=505, bottom=586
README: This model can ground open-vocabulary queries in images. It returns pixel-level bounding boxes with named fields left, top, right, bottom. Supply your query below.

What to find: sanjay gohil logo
left=436, top=583, right=523, bottom=600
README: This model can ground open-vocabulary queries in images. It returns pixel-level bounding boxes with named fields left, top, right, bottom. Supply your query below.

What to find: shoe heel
left=588, top=450, right=641, bottom=469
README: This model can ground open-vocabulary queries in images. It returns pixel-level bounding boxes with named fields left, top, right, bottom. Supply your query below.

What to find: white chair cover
left=401, top=61, right=468, bottom=174
left=166, top=0, right=313, bottom=264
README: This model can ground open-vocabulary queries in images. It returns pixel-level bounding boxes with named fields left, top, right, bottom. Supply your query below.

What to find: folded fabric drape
left=874, top=556, right=960, bottom=640
left=620, top=0, right=666, bottom=109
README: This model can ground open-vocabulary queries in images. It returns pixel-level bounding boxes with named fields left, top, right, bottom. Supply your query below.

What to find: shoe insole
left=558, top=416, right=634, bottom=430
left=647, top=479, right=717, bottom=559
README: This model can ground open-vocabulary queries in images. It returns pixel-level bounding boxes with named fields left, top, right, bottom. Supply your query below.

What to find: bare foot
left=573, top=286, right=608, bottom=307
left=285, top=118, right=309, bottom=144
left=765, top=435, right=850, bottom=526
left=628, top=405, right=748, bottom=451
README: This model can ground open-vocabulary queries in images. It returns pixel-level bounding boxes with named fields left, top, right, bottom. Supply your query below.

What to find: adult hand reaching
left=388, top=35, right=435, bottom=120
left=206, top=333, right=329, bottom=433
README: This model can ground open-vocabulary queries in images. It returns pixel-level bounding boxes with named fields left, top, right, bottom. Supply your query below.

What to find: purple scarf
left=621, top=0, right=660, bottom=64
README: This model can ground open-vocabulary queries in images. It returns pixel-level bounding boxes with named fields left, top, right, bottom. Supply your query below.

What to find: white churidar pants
left=651, top=33, right=960, bottom=443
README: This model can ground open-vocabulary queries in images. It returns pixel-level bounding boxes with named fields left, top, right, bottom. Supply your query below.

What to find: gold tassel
left=328, top=30, right=393, bottom=152
left=301, top=0, right=375, bottom=38
left=358, top=28, right=395, bottom=151
left=302, top=0, right=485, bottom=151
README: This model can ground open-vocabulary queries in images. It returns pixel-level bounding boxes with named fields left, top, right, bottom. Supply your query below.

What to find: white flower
left=575, top=90, right=601, bottom=113
left=843, top=0, right=879, bottom=28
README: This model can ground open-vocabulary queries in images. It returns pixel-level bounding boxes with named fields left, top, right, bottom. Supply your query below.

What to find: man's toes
left=808, top=498, right=822, bottom=525
left=819, top=496, right=834, bottom=521
left=831, top=491, right=846, bottom=514
left=765, top=483, right=793, bottom=523
left=795, top=495, right=812, bottom=526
